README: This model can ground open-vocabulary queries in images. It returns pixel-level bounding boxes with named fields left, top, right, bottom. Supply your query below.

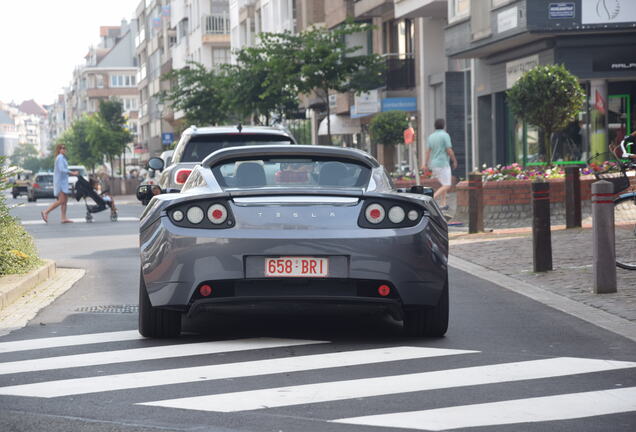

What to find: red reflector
left=212, top=209, right=223, bottom=219
left=33, top=183, right=40, bottom=189
left=378, top=284, right=391, bottom=297
left=199, top=284, right=212, bottom=297
left=370, top=209, right=381, bottom=219
left=175, top=169, right=192, bottom=184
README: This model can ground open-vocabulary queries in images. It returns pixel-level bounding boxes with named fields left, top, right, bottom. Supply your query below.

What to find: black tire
left=614, top=195, right=636, bottom=270
left=27, top=196, right=33, bottom=202
left=139, top=271, right=181, bottom=338
left=403, top=279, right=449, bottom=337
left=12, top=192, right=18, bottom=199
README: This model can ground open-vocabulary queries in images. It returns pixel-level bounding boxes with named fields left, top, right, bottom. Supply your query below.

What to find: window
left=212, top=48, right=230, bottom=68
left=110, top=74, right=137, bottom=88
left=212, top=156, right=370, bottom=190
left=122, top=98, right=138, bottom=112
left=471, top=0, right=491, bottom=40
left=96, top=75, right=104, bottom=88
left=449, top=0, right=470, bottom=23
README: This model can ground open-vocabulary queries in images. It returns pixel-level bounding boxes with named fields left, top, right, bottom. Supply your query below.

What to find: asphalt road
left=0, top=193, right=635, bottom=432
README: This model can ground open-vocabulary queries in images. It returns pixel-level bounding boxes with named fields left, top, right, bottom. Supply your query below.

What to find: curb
left=449, top=255, right=636, bottom=343
left=0, top=260, right=56, bottom=310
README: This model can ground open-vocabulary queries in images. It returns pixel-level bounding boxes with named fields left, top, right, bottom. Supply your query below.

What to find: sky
left=0, top=0, right=138, bottom=107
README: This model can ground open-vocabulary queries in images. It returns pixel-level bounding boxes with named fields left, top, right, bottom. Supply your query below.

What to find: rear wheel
left=614, top=195, right=636, bottom=270
left=139, top=271, right=181, bottom=338
left=403, top=279, right=449, bottom=337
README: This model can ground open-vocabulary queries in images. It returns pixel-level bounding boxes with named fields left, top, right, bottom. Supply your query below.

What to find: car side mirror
left=137, top=184, right=163, bottom=205
left=147, top=157, right=165, bottom=172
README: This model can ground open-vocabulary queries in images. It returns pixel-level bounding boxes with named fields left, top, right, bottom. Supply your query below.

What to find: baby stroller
left=74, top=176, right=118, bottom=223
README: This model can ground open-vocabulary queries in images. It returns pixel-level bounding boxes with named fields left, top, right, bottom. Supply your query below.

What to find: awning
left=318, top=114, right=361, bottom=136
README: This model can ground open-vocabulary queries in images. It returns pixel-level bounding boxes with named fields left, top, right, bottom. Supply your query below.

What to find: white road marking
left=140, top=356, right=636, bottom=412
left=0, top=338, right=324, bottom=375
left=0, top=330, right=141, bottom=354
left=20, top=217, right=139, bottom=225
left=334, top=387, right=636, bottom=431
left=0, top=346, right=476, bottom=398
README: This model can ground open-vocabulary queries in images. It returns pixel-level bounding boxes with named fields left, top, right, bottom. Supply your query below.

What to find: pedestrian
left=423, top=119, right=458, bottom=211
left=41, top=143, right=78, bottom=224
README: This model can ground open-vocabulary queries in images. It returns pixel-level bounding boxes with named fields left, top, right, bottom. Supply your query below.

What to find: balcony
left=202, top=13, right=231, bottom=45
left=384, top=53, right=416, bottom=90
left=354, top=0, right=393, bottom=18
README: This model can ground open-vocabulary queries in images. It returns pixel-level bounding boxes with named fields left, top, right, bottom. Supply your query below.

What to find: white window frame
left=448, top=0, right=470, bottom=24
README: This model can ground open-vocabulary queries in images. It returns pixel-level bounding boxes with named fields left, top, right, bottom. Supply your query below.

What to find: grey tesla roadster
left=137, top=145, right=449, bottom=338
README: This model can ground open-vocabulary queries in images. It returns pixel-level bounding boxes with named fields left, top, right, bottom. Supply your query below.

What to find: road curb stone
left=0, top=259, right=56, bottom=310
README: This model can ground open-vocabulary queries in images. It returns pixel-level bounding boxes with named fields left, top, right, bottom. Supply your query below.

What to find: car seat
left=319, top=162, right=348, bottom=186
left=236, top=162, right=266, bottom=187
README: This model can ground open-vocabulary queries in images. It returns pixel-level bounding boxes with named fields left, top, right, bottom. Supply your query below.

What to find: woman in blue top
left=41, top=143, right=78, bottom=223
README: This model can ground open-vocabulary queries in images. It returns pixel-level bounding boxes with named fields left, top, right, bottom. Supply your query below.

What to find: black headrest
left=319, top=162, right=348, bottom=186
left=236, top=162, right=266, bottom=187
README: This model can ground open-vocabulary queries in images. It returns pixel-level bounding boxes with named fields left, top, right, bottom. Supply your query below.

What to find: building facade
left=64, top=22, right=140, bottom=162
left=445, top=0, right=636, bottom=170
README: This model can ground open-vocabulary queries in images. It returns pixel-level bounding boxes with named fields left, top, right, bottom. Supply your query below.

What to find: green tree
left=9, top=143, right=39, bottom=168
left=506, top=64, right=585, bottom=165
left=369, top=110, right=409, bottom=172
left=161, top=62, right=232, bottom=127
left=225, top=42, right=300, bottom=124
left=284, top=21, right=386, bottom=144
left=92, top=99, right=133, bottom=175
left=60, top=116, right=101, bottom=171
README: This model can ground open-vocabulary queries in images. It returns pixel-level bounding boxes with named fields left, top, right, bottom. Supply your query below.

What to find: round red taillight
left=199, top=284, right=213, bottom=297
left=175, top=169, right=192, bottom=184
left=378, top=284, right=391, bottom=297
left=207, top=204, right=228, bottom=224
left=365, top=203, right=385, bottom=224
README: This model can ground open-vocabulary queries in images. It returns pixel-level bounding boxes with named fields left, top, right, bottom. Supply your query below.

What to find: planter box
left=455, top=176, right=636, bottom=228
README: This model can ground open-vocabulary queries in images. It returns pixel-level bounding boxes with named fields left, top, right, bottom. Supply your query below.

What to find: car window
left=182, top=134, right=293, bottom=163
left=212, top=156, right=370, bottom=189
left=36, top=175, right=53, bottom=183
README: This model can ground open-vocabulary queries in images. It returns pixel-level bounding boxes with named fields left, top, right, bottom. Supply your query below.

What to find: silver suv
left=153, top=125, right=296, bottom=192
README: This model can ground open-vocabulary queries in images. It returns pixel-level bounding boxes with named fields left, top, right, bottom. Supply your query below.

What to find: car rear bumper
left=141, top=216, right=448, bottom=312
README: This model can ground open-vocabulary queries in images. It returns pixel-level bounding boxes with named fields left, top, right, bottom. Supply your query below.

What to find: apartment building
left=15, top=100, right=49, bottom=155
left=135, top=0, right=176, bottom=157
left=229, top=0, right=297, bottom=52
left=65, top=22, right=139, bottom=153
left=0, top=105, right=18, bottom=158
left=45, top=95, right=66, bottom=151
left=444, top=0, right=636, bottom=170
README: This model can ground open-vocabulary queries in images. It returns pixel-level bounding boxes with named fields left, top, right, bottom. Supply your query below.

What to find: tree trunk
left=545, top=127, right=553, bottom=167
left=383, top=144, right=395, bottom=174
left=324, top=88, right=333, bottom=146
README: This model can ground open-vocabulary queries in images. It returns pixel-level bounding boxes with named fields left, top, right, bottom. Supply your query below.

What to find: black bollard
left=468, top=173, right=484, bottom=234
left=532, top=181, right=553, bottom=272
left=565, top=167, right=582, bottom=228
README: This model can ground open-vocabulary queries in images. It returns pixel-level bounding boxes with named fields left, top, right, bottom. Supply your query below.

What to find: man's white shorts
left=432, top=166, right=452, bottom=186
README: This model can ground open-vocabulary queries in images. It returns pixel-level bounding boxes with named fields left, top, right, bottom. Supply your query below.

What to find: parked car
left=159, top=149, right=174, bottom=168
left=11, top=170, right=33, bottom=199
left=28, top=172, right=55, bottom=201
left=153, top=125, right=296, bottom=192
left=136, top=145, right=448, bottom=338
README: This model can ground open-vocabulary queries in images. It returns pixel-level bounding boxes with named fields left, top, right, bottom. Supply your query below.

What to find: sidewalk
left=444, top=192, right=636, bottom=331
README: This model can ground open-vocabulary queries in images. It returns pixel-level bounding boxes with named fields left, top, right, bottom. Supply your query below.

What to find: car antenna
left=237, top=123, right=242, bottom=133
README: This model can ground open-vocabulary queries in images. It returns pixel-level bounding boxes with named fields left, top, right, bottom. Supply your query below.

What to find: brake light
left=207, top=204, right=228, bottom=224
left=365, top=203, right=385, bottom=224
left=175, top=169, right=192, bottom=184
left=32, top=183, right=40, bottom=189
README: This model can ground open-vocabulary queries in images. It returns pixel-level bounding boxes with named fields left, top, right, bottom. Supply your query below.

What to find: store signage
left=549, top=2, right=575, bottom=19
left=582, top=0, right=636, bottom=24
left=497, top=7, right=518, bottom=33
left=381, top=97, right=417, bottom=112
left=506, top=54, right=539, bottom=89
left=162, top=132, right=174, bottom=145
left=354, top=90, right=380, bottom=114
left=592, top=60, right=636, bottom=72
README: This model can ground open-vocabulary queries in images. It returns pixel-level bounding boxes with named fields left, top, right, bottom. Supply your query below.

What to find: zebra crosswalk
left=0, top=329, right=634, bottom=431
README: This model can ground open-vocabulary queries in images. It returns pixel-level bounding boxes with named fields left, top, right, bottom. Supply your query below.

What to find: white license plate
left=265, top=257, right=328, bottom=277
